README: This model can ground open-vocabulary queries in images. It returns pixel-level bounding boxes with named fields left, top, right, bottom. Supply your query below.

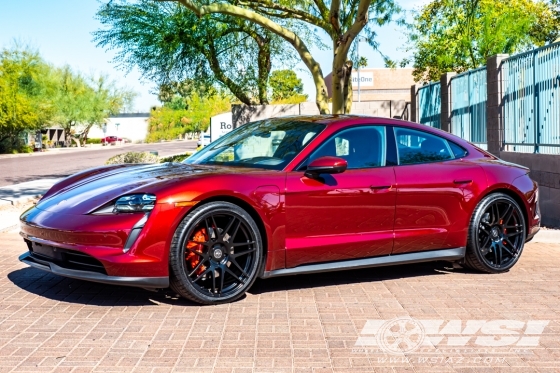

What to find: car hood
left=34, top=162, right=248, bottom=215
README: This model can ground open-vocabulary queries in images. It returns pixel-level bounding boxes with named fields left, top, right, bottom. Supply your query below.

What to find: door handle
left=453, top=179, right=472, bottom=184
left=370, top=185, right=392, bottom=190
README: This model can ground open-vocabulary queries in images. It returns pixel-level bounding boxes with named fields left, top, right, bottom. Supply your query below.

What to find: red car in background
left=101, top=136, right=122, bottom=145
left=19, top=115, right=540, bottom=304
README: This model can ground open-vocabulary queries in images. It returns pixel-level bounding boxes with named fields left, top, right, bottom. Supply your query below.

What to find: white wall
left=88, top=114, right=150, bottom=142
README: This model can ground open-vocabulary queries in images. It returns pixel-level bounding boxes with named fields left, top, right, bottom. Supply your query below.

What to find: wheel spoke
left=500, top=204, right=512, bottom=222
left=497, top=244, right=503, bottom=264
left=480, top=235, right=491, bottom=250
left=230, top=219, right=241, bottom=242
left=229, top=257, right=249, bottom=277
left=506, top=231, right=523, bottom=238
left=504, top=209, right=515, bottom=226
left=204, top=218, right=213, bottom=241
left=211, top=267, right=217, bottom=294
left=232, top=241, right=256, bottom=247
left=501, top=243, right=514, bottom=256
left=492, top=244, right=498, bottom=264
left=223, top=216, right=238, bottom=237
left=193, top=267, right=211, bottom=283
left=210, top=215, right=220, bottom=239
left=188, top=258, right=207, bottom=277
left=218, top=267, right=225, bottom=294
left=492, top=203, right=500, bottom=224
left=231, top=248, right=256, bottom=259
left=504, top=237, right=518, bottom=252
left=186, top=246, right=205, bottom=257
left=224, top=265, right=246, bottom=284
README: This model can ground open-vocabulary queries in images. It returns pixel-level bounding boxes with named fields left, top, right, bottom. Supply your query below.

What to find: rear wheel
left=169, top=202, right=262, bottom=304
left=464, top=193, right=526, bottom=273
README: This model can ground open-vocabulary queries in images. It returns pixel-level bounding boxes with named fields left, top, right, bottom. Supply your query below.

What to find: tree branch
left=163, top=0, right=330, bottom=113
left=338, top=0, right=371, bottom=59
left=329, top=0, right=342, bottom=35
left=203, top=36, right=254, bottom=105
left=312, top=0, right=329, bottom=21
left=238, top=0, right=330, bottom=30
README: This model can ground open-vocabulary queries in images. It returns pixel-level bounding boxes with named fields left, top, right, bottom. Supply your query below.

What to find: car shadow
left=8, top=261, right=465, bottom=307
left=7, top=267, right=198, bottom=307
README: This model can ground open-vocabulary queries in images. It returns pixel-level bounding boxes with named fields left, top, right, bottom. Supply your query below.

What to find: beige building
left=324, top=68, right=415, bottom=102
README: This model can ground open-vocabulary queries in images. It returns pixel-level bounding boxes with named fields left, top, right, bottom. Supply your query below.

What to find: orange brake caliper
left=186, top=228, right=208, bottom=276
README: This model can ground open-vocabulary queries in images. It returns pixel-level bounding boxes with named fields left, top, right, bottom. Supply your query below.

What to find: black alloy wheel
left=465, top=193, right=526, bottom=273
left=169, top=202, right=262, bottom=304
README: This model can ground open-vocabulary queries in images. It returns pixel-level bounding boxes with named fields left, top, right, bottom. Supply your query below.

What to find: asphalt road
left=0, top=141, right=197, bottom=187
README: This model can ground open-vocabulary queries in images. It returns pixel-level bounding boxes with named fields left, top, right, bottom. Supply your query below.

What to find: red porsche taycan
left=19, top=116, right=540, bottom=304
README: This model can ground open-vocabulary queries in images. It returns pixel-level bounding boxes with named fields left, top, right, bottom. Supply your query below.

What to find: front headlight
left=114, top=194, right=156, bottom=213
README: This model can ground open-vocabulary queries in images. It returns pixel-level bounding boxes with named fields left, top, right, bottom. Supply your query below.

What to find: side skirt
left=261, top=247, right=466, bottom=279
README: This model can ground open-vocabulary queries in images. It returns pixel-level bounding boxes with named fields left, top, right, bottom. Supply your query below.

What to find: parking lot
left=1, top=230, right=559, bottom=373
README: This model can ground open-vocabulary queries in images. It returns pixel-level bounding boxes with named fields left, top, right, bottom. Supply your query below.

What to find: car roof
left=264, top=114, right=476, bottom=150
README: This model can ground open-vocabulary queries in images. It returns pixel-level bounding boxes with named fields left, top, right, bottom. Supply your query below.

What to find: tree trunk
left=332, top=41, right=353, bottom=114
left=343, top=61, right=353, bottom=114
left=256, top=37, right=271, bottom=105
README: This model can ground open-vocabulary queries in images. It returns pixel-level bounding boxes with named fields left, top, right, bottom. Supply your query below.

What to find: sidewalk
left=0, top=178, right=60, bottom=232
left=0, top=143, right=120, bottom=159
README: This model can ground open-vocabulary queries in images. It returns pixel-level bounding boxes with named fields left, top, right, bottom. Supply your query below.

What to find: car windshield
left=184, top=119, right=325, bottom=170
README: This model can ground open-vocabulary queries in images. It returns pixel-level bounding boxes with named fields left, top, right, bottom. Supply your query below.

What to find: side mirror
left=305, top=156, right=348, bottom=177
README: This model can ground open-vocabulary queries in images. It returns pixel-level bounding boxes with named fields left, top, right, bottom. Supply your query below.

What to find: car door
left=391, top=127, right=487, bottom=254
left=285, top=125, right=396, bottom=268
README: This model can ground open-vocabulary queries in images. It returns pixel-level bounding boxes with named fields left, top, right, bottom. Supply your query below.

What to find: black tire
left=464, top=193, right=526, bottom=273
left=169, top=202, right=262, bottom=304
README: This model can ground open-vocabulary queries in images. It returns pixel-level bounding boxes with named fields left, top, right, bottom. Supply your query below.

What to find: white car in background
left=197, top=134, right=211, bottom=147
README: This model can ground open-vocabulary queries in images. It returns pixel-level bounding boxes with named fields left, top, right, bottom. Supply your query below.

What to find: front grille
left=25, top=239, right=107, bottom=275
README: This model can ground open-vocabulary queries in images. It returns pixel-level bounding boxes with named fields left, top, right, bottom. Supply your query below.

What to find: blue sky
left=0, top=0, right=427, bottom=111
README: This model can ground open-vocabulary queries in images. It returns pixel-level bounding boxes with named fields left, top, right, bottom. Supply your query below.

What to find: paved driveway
left=1, top=231, right=559, bottom=372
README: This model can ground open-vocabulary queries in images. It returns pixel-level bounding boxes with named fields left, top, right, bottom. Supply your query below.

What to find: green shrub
left=105, top=152, right=159, bottom=165
left=86, top=138, right=102, bottom=144
left=159, top=152, right=192, bottom=163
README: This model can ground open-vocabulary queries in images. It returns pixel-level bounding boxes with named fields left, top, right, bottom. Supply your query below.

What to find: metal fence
left=418, top=82, right=441, bottom=129
left=450, top=67, right=487, bottom=149
left=502, top=42, right=560, bottom=154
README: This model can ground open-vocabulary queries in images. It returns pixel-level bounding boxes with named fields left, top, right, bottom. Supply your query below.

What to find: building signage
left=352, top=71, right=374, bottom=88
left=210, top=112, right=233, bottom=142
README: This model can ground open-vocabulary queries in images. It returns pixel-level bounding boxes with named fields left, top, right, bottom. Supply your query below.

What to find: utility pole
left=356, top=37, right=367, bottom=103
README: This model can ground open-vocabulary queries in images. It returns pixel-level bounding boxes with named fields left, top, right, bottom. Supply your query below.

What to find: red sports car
left=101, top=136, right=123, bottom=146
left=19, top=116, right=540, bottom=304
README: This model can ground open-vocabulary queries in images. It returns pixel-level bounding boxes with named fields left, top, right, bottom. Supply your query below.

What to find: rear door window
left=394, top=128, right=454, bottom=165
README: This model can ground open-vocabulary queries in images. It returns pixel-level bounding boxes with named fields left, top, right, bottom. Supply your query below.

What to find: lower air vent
left=25, top=239, right=107, bottom=275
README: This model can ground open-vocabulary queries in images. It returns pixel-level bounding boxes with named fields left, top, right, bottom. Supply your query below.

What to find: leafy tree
left=78, top=75, right=137, bottom=146
left=268, top=69, right=307, bottom=102
left=106, top=0, right=400, bottom=114
left=0, top=47, right=55, bottom=152
left=407, top=0, right=560, bottom=82
left=95, top=0, right=301, bottom=105
left=50, top=66, right=93, bottom=146
left=147, top=91, right=231, bottom=142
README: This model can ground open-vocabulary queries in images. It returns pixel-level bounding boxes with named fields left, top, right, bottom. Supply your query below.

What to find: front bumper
left=19, top=251, right=168, bottom=288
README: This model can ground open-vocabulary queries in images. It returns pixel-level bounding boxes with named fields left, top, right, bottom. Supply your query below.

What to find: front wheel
left=464, top=193, right=526, bottom=273
left=169, top=202, right=262, bottom=304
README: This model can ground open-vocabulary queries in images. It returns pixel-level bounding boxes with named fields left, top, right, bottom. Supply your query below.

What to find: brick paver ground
left=1, top=230, right=559, bottom=373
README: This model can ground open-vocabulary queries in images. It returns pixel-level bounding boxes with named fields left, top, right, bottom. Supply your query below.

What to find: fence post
left=410, top=84, right=420, bottom=123
left=440, top=72, right=456, bottom=132
left=486, top=54, right=509, bottom=155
